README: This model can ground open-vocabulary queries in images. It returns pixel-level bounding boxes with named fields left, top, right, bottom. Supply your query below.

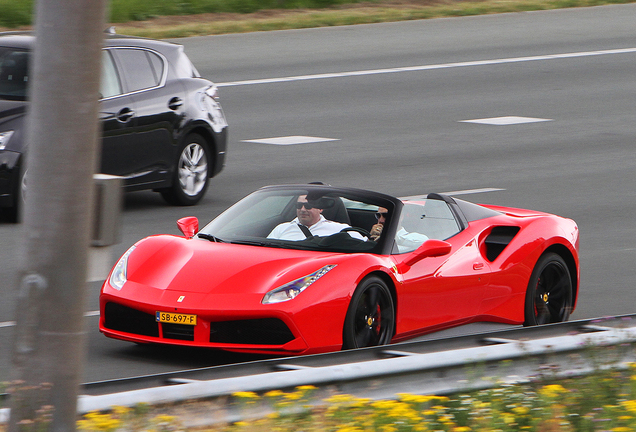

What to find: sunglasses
left=296, top=202, right=318, bottom=210
left=375, top=212, right=388, bottom=220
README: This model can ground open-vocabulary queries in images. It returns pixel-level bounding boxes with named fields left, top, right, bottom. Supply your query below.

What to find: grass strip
left=2, top=0, right=635, bottom=38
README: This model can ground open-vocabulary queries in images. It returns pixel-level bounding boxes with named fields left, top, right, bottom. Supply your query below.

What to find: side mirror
left=177, top=216, right=199, bottom=238
left=398, top=239, right=452, bottom=271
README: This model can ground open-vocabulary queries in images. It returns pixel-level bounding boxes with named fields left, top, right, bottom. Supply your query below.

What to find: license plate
left=156, top=311, right=197, bottom=325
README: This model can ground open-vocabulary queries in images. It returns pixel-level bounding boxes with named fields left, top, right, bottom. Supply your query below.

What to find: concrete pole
left=9, top=1, right=107, bottom=431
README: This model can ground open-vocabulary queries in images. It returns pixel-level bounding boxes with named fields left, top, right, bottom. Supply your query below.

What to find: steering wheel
left=340, top=227, right=372, bottom=239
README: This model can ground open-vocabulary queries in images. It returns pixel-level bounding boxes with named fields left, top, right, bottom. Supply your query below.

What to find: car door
left=99, top=49, right=142, bottom=181
left=392, top=201, right=491, bottom=335
left=110, top=47, right=184, bottom=187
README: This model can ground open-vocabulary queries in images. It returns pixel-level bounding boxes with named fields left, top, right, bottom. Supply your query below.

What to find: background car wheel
left=161, top=133, right=210, bottom=206
left=524, top=252, right=572, bottom=326
left=343, top=276, right=394, bottom=349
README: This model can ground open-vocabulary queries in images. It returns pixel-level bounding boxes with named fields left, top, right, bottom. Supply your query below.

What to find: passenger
left=268, top=195, right=358, bottom=240
left=370, top=206, right=429, bottom=250
left=369, top=207, right=388, bottom=241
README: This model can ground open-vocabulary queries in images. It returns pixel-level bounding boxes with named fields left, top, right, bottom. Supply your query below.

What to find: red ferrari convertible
left=100, top=184, right=579, bottom=355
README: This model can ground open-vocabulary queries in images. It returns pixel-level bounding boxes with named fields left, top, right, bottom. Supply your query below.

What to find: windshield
left=198, top=187, right=394, bottom=253
left=0, top=47, right=29, bottom=101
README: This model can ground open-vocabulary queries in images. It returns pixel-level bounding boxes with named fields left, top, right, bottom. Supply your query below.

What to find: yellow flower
left=513, top=406, right=530, bottom=415
left=111, top=406, right=130, bottom=416
left=265, top=390, right=284, bottom=398
left=296, top=385, right=317, bottom=391
left=621, top=400, right=636, bottom=412
left=352, top=398, right=371, bottom=408
left=233, top=391, right=259, bottom=399
left=336, top=427, right=363, bottom=432
left=397, top=393, right=434, bottom=404
left=503, top=414, right=515, bottom=424
left=326, top=394, right=356, bottom=404
left=284, top=392, right=302, bottom=400
left=539, top=384, right=568, bottom=398
left=154, top=414, right=175, bottom=423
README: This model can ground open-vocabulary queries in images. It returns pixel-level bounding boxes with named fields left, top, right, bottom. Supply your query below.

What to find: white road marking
left=0, top=311, right=100, bottom=329
left=242, top=135, right=339, bottom=145
left=217, top=48, right=636, bottom=87
left=460, top=116, right=552, bottom=125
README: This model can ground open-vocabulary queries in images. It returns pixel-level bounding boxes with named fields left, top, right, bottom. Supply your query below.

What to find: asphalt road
left=1, top=4, right=635, bottom=383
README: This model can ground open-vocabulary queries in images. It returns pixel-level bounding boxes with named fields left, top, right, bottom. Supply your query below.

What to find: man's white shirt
left=268, top=215, right=362, bottom=240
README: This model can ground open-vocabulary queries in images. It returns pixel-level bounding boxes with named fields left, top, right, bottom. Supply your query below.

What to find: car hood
left=126, top=235, right=345, bottom=295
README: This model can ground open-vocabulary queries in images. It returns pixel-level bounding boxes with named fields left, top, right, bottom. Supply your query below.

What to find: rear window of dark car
left=112, top=48, right=164, bottom=92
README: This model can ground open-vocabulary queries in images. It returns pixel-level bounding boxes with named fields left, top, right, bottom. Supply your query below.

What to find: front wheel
left=524, top=252, right=573, bottom=326
left=161, top=133, right=210, bottom=206
left=343, top=276, right=395, bottom=349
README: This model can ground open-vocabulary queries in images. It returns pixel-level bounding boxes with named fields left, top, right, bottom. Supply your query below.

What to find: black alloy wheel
left=343, top=276, right=395, bottom=349
left=161, top=133, right=210, bottom=206
left=524, top=252, right=573, bottom=326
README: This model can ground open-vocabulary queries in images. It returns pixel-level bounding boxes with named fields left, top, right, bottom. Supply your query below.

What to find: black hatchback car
left=0, top=31, right=228, bottom=221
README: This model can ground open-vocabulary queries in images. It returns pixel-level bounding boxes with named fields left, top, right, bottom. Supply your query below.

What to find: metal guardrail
left=2, top=314, right=636, bottom=425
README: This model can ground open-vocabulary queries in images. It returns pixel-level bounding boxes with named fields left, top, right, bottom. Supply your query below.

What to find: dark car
left=0, top=31, right=228, bottom=221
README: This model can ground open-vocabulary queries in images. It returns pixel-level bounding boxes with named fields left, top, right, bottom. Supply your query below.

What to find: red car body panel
left=100, top=185, right=579, bottom=355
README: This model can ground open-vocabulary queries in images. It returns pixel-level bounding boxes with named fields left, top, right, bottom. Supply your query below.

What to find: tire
left=343, top=276, right=395, bottom=349
left=524, top=252, right=572, bottom=326
left=160, top=133, right=210, bottom=206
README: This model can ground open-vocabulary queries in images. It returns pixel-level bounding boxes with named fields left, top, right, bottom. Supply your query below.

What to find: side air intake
left=484, top=226, right=520, bottom=262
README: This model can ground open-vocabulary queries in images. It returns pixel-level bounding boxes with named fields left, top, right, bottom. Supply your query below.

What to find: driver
left=268, top=195, right=362, bottom=240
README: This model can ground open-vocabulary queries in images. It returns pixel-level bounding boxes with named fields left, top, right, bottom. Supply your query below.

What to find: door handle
left=473, top=262, right=484, bottom=270
left=168, top=97, right=183, bottom=111
left=116, top=107, right=135, bottom=123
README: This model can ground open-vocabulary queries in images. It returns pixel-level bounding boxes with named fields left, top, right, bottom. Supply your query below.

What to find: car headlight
left=109, top=245, right=136, bottom=290
left=262, top=265, right=336, bottom=304
left=0, top=130, right=14, bottom=150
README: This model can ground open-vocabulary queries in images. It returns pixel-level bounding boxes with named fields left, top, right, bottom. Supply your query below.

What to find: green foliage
left=0, top=0, right=33, bottom=28
left=1, top=0, right=635, bottom=32
left=0, top=0, right=369, bottom=27
left=106, top=0, right=366, bottom=22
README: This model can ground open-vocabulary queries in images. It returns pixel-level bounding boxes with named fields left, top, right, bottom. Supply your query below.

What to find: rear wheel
left=343, top=276, right=394, bottom=349
left=524, top=252, right=572, bottom=326
left=160, top=133, right=210, bottom=206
